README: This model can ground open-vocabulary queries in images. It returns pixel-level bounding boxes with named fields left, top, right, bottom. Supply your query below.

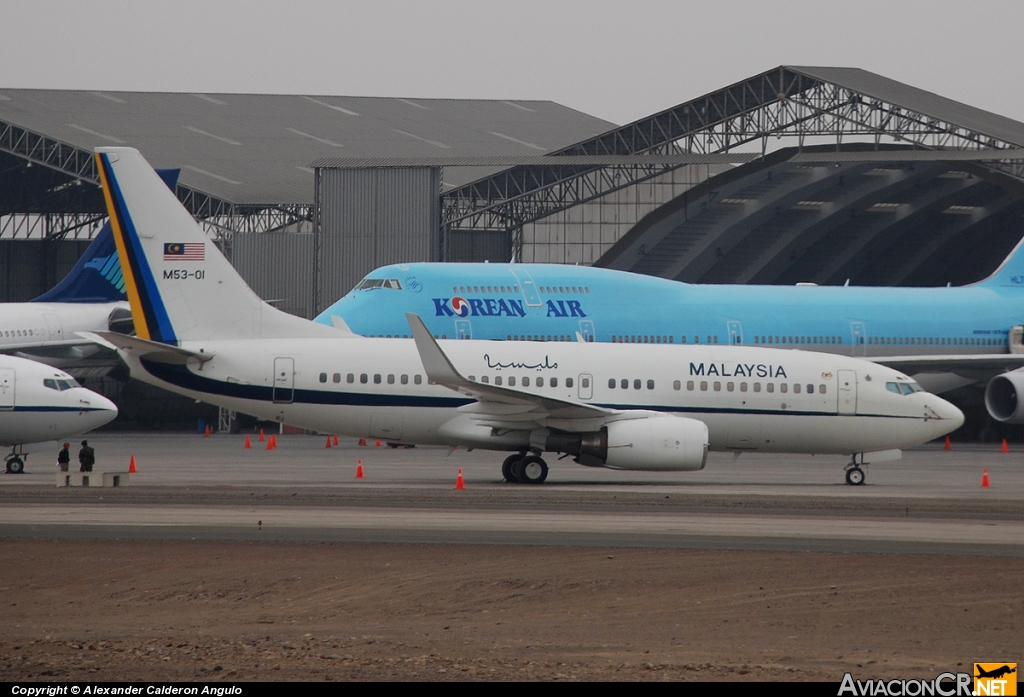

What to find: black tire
left=845, top=467, right=865, bottom=486
left=502, top=454, right=522, bottom=483
left=518, top=456, right=548, bottom=485
left=6, top=458, right=24, bottom=474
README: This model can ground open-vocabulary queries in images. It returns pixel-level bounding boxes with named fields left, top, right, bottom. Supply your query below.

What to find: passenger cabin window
left=414, top=375, right=422, bottom=385
left=566, top=377, right=574, bottom=388
left=319, top=373, right=327, bottom=383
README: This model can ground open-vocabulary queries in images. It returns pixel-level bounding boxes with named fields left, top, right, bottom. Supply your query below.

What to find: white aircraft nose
left=927, top=395, right=964, bottom=434
left=78, top=392, right=119, bottom=429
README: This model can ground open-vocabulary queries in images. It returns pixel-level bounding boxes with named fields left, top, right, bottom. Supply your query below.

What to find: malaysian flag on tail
left=163, top=242, right=205, bottom=261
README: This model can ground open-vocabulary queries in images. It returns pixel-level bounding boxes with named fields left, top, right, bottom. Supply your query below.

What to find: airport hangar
left=3, top=65, right=1024, bottom=431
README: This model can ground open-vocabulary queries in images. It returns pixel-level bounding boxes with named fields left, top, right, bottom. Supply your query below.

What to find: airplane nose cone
left=929, top=395, right=964, bottom=434
left=79, top=392, right=119, bottom=430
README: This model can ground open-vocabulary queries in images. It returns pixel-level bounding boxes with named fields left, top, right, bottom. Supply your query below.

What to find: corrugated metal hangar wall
left=315, top=167, right=440, bottom=313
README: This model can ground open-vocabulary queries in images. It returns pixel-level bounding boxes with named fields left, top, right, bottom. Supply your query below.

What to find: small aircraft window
left=550, top=378, right=558, bottom=387
left=807, top=384, right=814, bottom=394
left=480, top=375, right=489, bottom=384
left=668, top=336, right=673, bottom=343
left=681, top=336, right=687, bottom=343
left=740, top=382, right=747, bottom=392
left=514, top=286, right=519, bottom=293
left=767, top=383, right=774, bottom=393
left=819, top=384, right=827, bottom=394
left=621, top=379, right=628, bottom=389
left=508, top=377, right=516, bottom=387
left=726, top=382, right=734, bottom=392
left=581, top=377, right=590, bottom=388
left=453, top=287, right=458, bottom=293
left=753, top=383, right=761, bottom=393
left=333, top=373, right=340, bottom=383
left=674, top=380, right=682, bottom=391
left=401, top=374, right=408, bottom=385
left=387, top=374, right=395, bottom=384
left=460, top=287, right=465, bottom=293
left=319, top=373, right=327, bottom=383
left=468, top=375, right=476, bottom=382
left=634, top=379, right=641, bottom=390
left=608, top=378, right=616, bottom=389
left=347, top=374, right=354, bottom=383
left=780, top=383, right=788, bottom=394
left=414, top=375, right=422, bottom=385
left=700, top=381, right=708, bottom=391
left=374, top=374, right=381, bottom=384
left=43, top=379, right=58, bottom=390
left=360, top=374, right=368, bottom=384
left=647, top=380, right=654, bottom=390
left=521, top=377, right=530, bottom=387
left=793, top=384, right=802, bottom=394
left=566, top=377, right=574, bottom=388
left=713, top=381, right=721, bottom=392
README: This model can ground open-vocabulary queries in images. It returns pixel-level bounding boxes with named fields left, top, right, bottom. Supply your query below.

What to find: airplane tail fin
left=973, top=234, right=1024, bottom=288
left=31, top=169, right=179, bottom=304
left=95, top=147, right=335, bottom=343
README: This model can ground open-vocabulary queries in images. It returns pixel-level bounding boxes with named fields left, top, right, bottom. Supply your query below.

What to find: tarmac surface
left=2, top=433, right=1022, bottom=681
left=1, top=433, right=1022, bottom=555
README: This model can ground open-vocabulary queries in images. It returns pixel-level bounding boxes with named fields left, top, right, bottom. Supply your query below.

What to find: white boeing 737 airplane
left=1, top=354, right=118, bottom=473
left=87, top=147, right=963, bottom=485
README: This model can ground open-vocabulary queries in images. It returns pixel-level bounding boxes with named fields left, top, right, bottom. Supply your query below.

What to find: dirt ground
left=1, top=539, right=1020, bottom=682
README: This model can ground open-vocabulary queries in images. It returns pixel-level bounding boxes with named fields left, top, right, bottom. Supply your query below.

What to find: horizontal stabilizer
left=80, top=331, right=213, bottom=365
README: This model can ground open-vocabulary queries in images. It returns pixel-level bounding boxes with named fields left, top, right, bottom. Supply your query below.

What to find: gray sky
left=2, top=0, right=1023, bottom=127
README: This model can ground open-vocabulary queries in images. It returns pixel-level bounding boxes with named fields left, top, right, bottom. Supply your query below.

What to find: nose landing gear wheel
left=5, top=457, right=24, bottom=474
left=845, top=466, right=865, bottom=486
left=518, top=455, right=548, bottom=485
left=502, top=453, right=523, bottom=483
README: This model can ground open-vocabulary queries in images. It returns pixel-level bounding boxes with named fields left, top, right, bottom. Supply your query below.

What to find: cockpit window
left=355, top=278, right=402, bottom=291
left=43, top=379, right=58, bottom=390
left=887, top=381, right=923, bottom=395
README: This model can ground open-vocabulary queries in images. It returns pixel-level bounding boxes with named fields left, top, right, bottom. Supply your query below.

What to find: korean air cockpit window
left=355, top=278, right=403, bottom=290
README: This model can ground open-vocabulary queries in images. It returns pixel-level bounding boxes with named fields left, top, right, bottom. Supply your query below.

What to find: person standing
left=78, top=440, right=95, bottom=473
left=57, top=443, right=70, bottom=472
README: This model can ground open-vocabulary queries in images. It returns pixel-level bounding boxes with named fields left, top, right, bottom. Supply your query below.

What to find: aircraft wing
left=80, top=331, right=213, bottom=365
left=406, top=313, right=612, bottom=430
left=874, top=354, right=1024, bottom=377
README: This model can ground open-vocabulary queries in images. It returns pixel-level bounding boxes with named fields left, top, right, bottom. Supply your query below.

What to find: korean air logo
left=450, top=296, right=470, bottom=317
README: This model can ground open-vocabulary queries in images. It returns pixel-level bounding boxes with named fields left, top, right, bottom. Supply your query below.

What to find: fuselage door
left=578, top=373, right=593, bottom=400
left=579, top=320, right=595, bottom=342
left=43, top=313, right=63, bottom=342
left=850, top=322, right=866, bottom=357
left=727, top=320, right=743, bottom=345
left=272, top=357, right=295, bottom=404
left=0, top=368, right=14, bottom=409
left=509, top=268, right=543, bottom=307
left=837, top=369, right=857, bottom=415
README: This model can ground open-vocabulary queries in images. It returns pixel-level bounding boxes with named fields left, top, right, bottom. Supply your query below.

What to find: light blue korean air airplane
left=315, top=242, right=1024, bottom=426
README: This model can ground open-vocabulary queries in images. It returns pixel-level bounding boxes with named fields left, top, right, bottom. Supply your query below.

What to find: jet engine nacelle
left=985, top=370, right=1024, bottom=423
left=559, top=415, right=709, bottom=471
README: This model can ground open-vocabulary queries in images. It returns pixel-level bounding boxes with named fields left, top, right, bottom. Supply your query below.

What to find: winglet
left=406, top=313, right=466, bottom=389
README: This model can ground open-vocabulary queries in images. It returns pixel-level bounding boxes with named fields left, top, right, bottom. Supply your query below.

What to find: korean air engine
left=985, top=370, right=1024, bottom=423
left=552, top=415, right=709, bottom=471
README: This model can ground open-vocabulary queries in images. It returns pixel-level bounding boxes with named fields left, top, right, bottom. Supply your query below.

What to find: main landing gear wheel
left=502, top=454, right=523, bottom=483
left=518, top=455, right=549, bottom=485
left=845, top=467, right=865, bottom=486
left=5, top=457, right=24, bottom=474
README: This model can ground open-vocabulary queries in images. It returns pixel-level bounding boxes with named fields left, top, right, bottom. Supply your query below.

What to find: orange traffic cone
left=333, top=435, right=339, bottom=446
left=982, top=467, right=991, bottom=488
left=454, top=468, right=465, bottom=490
left=259, top=428, right=265, bottom=442
left=356, top=459, right=364, bottom=479
left=358, top=438, right=367, bottom=446
left=128, top=455, right=137, bottom=473
left=244, top=435, right=251, bottom=449
left=375, top=440, right=381, bottom=447
left=204, top=424, right=211, bottom=437
left=944, top=436, right=951, bottom=451
left=267, top=434, right=276, bottom=450
left=325, top=436, right=332, bottom=448
left=1001, top=439, right=1009, bottom=453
